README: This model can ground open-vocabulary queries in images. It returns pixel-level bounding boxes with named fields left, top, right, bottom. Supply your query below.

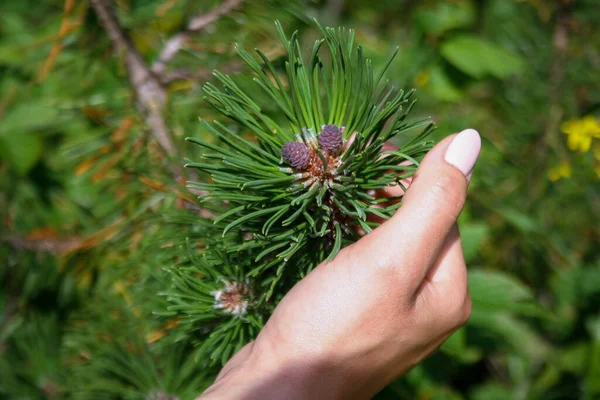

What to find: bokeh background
left=1, top=0, right=599, bottom=399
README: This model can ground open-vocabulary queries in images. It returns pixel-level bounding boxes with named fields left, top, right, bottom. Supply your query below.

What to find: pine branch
left=151, top=0, right=244, bottom=76
left=90, top=0, right=178, bottom=161
left=187, top=22, right=435, bottom=282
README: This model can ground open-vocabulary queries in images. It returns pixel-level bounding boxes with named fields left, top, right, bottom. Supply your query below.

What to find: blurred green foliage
left=1, top=0, right=599, bottom=399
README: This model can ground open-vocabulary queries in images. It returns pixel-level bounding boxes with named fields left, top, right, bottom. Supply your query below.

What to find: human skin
left=199, top=129, right=482, bottom=400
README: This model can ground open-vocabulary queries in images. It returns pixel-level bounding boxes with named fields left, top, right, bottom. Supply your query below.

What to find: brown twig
left=151, top=0, right=244, bottom=76
left=91, top=0, right=244, bottom=180
left=90, top=0, right=177, bottom=160
left=1, top=235, right=85, bottom=254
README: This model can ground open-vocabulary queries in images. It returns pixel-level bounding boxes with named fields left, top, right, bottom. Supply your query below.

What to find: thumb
left=400, top=128, right=481, bottom=224
left=353, top=129, right=481, bottom=286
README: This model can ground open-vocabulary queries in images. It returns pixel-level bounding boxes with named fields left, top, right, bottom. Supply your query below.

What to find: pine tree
left=162, top=21, right=435, bottom=366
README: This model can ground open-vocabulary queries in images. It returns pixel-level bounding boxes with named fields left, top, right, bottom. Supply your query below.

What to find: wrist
left=202, top=341, right=371, bottom=400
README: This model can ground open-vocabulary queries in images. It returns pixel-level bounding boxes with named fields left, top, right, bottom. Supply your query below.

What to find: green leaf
left=459, top=221, right=489, bottom=262
left=469, top=310, right=547, bottom=359
left=0, top=131, right=43, bottom=175
left=471, top=382, right=514, bottom=400
left=495, top=208, right=540, bottom=233
left=440, top=327, right=482, bottom=363
left=468, top=269, right=548, bottom=317
left=0, top=102, right=55, bottom=174
left=469, top=269, right=532, bottom=307
left=414, top=0, right=475, bottom=36
left=440, top=35, right=525, bottom=79
left=0, top=102, right=59, bottom=134
left=552, top=343, right=589, bottom=374
left=428, top=65, right=462, bottom=102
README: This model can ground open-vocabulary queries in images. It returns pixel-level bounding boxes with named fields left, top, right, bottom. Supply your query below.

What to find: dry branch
left=91, top=0, right=177, bottom=159
left=151, top=0, right=244, bottom=75
left=1, top=235, right=85, bottom=255
left=91, top=0, right=244, bottom=179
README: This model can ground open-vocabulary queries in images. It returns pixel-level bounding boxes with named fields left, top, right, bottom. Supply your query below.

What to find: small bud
left=281, top=142, right=311, bottom=169
left=211, top=280, right=250, bottom=317
left=319, top=124, right=343, bottom=153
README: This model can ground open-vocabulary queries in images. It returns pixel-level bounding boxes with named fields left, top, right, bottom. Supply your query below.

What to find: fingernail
left=444, top=129, right=481, bottom=179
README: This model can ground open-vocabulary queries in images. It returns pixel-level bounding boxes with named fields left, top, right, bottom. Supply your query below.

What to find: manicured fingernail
left=444, top=129, right=481, bottom=179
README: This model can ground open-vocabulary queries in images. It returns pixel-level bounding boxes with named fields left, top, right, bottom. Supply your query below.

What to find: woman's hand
left=200, top=129, right=482, bottom=400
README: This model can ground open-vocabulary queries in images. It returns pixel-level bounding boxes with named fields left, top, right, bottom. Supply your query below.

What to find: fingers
left=360, top=142, right=411, bottom=229
left=416, top=225, right=468, bottom=302
left=423, top=226, right=466, bottom=286
left=354, top=129, right=481, bottom=287
left=418, top=225, right=472, bottom=326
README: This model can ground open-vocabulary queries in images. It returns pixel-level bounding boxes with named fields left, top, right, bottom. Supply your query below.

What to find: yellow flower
left=547, top=162, right=572, bottom=181
left=581, top=116, right=600, bottom=138
left=567, top=130, right=592, bottom=152
left=561, top=115, right=600, bottom=153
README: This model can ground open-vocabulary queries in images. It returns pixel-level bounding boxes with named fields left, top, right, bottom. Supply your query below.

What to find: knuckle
left=451, top=293, right=472, bottom=328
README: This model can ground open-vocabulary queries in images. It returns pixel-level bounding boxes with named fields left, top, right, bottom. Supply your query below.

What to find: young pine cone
left=281, top=141, right=311, bottom=169
left=318, top=124, right=343, bottom=153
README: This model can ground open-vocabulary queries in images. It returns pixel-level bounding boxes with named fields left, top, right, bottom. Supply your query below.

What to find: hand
left=200, top=129, right=482, bottom=400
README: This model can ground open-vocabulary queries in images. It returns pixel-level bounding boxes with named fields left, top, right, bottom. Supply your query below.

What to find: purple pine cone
left=319, top=124, right=343, bottom=153
left=281, top=142, right=311, bottom=169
